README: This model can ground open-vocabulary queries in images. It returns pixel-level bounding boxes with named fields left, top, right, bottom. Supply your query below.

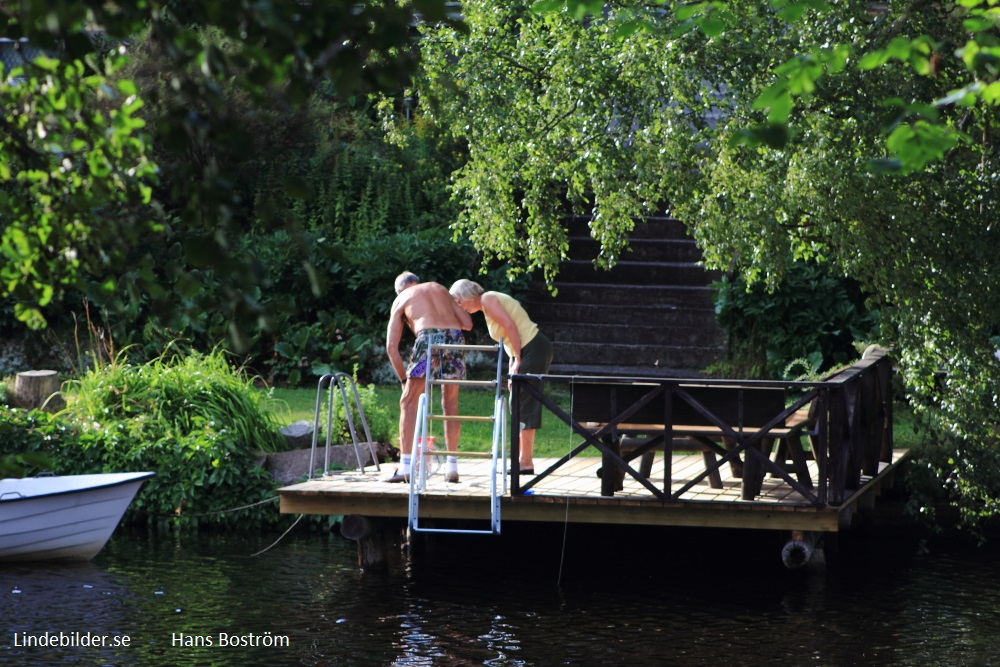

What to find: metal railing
left=307, top=372, right=381, bottom=478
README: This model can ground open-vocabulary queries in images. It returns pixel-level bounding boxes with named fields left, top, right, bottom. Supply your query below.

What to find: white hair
left=449, top=279, right=484, bottom=300
left=394, top=271, right=419, bottom=295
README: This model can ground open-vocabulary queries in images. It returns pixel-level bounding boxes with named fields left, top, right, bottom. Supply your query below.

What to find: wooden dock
left=278, top=449, right=908, bottom=533
left=281, top=350, right=904, bottom=575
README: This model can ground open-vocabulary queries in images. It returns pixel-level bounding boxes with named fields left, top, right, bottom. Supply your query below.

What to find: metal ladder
left=307, top=372, right=381, bottom=478
left=408, top=336, right=507, bottom=535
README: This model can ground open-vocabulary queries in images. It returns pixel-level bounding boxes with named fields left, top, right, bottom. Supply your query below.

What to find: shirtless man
left=385, top=271, right=472, bottom=483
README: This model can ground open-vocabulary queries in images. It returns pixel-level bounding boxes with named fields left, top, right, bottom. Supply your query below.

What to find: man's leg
left=519, top=428, right=536, bottom=471
left=442, top=384, right=461, bottom=452
left=387, top=377, right=424, bottom=481
left=442, top=384, right=461, bottom=482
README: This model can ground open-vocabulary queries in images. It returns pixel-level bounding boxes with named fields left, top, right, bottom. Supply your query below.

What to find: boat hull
left=0, top=472, right=155, bottom=562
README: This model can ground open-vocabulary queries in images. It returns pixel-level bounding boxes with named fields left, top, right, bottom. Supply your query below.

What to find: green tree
left=413, top=1, right=1000, bottom=529
left=416, top=1, right=682, bottom=284
left=0, top=53, right=158, bottom=329
left=0, top=0, right=463, bottom=341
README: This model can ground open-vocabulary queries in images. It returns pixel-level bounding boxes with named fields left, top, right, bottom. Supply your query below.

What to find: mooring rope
left=557, top=497, right=571, bottom=590
left=183, top=495, right=280, bottom=517
left=134, top=495, right=279, bottom=519
left=249, top=514, right=305, bottom=558
left=129, top=495, right=302, bottom=557
left=556, top=381, right=577, bottom=589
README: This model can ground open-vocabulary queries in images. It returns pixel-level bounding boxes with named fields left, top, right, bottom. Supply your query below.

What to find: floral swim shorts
left=406, top=329, right=466, bottom=380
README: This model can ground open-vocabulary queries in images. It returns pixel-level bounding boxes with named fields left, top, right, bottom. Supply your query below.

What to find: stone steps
left=566, top=238, right=705, bottom=263
left=520, top=301, right=719, bottom=328
left=525, top=215, right=727, bottom=375
left=550, top=341, right=724, bottom=372
left=557, top=259, right=721, bottom=286
left=536, top=283, right=718, bottom=310
left=541, top=321, right=725, bottom=348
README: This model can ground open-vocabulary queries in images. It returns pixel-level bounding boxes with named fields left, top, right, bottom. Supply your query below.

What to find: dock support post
left=781, top=530, right=817, bottom=570
left=341, top=515, right=389, bottom=573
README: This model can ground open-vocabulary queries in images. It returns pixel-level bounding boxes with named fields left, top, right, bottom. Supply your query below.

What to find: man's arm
left=386, top=300, right=408, bottom=383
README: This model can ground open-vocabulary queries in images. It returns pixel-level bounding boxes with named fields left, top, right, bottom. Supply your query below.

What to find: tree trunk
left=13, top=370, right=64, bottom=412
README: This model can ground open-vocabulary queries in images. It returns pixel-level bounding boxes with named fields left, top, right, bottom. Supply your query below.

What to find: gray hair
left=449, top=279, right=484, bottom=300
left=394, top=271, right=420, bottom=295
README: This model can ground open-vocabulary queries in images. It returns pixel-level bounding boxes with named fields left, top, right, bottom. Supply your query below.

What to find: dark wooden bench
left=570, top=381, right=818, bottom=499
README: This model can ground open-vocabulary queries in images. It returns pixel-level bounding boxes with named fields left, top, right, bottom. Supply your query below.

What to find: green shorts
left=515, top=332, right=553, bottom=430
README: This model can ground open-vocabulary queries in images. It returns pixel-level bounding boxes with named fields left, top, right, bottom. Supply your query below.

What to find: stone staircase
left=523, top=215, right=727, bottom=377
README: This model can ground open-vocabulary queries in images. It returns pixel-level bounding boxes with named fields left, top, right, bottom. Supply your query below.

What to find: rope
left=557, top=497, right=570, bottom=590
left=134, top=495, right=279, bottom=519
left=131, top=495, right=301, bottom=557
left=249, top=514, right=305, bottom=557
left=184, top=495, right=279, bottom=517
left=556, top=381, right=577, bottom=589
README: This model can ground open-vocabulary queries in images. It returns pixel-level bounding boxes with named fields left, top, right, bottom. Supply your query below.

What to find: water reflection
left=2, top=524, right=1000, bottom=666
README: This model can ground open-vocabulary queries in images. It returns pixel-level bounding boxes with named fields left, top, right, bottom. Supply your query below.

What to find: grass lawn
left=265, top=383, right=584, bottom=460
left=265, top=383, right=922, bottom=461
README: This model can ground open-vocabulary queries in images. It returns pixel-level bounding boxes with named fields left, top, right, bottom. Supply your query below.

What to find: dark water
left=3, top=520, right=1000, bottom=667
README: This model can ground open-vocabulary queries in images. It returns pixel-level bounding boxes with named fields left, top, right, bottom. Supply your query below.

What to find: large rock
left=279, top=420, right=316, bottom=448
left=265, top=443, right=395, bottom=485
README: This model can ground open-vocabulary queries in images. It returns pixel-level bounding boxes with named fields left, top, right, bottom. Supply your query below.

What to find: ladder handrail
left=308, top=372, right=381, bottom=478
left=408, top=336, right=506, bottom=535
left=433, top=379, right=497, bottom=387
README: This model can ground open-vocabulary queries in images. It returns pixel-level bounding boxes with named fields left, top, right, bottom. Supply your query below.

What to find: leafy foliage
left=417, top=0, right=1000, bottom=528
left=0, top=406, right=105, bottom=483
left=51, top=348, right=286, bottom=528
left=63, top=348, right=285, bottom=453
left=415, top=2, right=678, bottom=284
left=0, top=0, right=463, bottom=338
left=244, top=226, right=481, bottom=384
left=265, top=313, right=371, bottom=387
left=0, top=54, right=158, bottom=329
left=713, top=262, right=880, bottom=379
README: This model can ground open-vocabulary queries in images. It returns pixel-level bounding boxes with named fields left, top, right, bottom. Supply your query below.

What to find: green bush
left=326, top=377, right=394, bottom=446
left=0, top=408, right=70, bottom=477
left=713, top=261, right=880, bottom=379
left=0, top=401, right=282, bottom=530
left=248, top=227, right=485, bottom=385
left=37, top=348, right=291, bottom=529
left=64, top=348, right=285, bottom=452
left=7, top=38, right=471, bottom=382
left=263, top=312, right=372, bottom=387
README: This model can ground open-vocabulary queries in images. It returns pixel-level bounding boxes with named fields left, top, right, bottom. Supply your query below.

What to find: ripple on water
left=3, top=527, right=1000, bottom=666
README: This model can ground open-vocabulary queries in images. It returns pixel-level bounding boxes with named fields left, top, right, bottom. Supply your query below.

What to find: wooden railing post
left=510, top=378, right=521, bottom=492
left=815, top=386, right=829, bottom=505
left=827, top=382, right=848, bottom=505
left=879, top=356, right=894, bottom=464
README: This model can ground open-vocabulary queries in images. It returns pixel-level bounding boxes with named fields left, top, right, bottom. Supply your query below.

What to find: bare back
left=386, top=281, right=472, bottom=383
left=396, top=282, right=471, bottom=333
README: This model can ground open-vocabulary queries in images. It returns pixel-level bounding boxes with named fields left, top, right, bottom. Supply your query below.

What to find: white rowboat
left=0, top=472, right=155, bottom=562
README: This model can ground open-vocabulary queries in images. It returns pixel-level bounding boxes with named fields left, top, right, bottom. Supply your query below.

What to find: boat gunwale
left=0, top=472, right=156, bottom=504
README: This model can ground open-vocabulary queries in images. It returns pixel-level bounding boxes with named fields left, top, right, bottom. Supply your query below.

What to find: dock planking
left=281, top=350, right=904, bottom=542
left=278, top=450, right=909, bottom=533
